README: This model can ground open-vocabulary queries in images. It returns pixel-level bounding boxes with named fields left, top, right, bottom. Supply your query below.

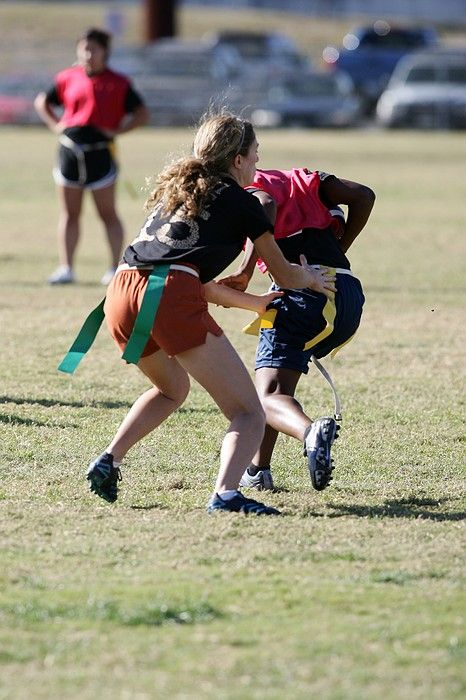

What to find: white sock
left=218, top=490, right=239, bottom=501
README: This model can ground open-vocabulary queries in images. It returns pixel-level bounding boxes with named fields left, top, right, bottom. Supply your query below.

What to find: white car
left=376, top=49, right=466, bottom=129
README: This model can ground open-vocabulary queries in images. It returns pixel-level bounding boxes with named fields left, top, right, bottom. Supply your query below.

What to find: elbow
left=34, top=92, right=50, bottom=118
left=33, top=93, right=45, bottom=112
left=363, top=185, right=376, bottom=208
left=353, top=185, right=376, bottom=218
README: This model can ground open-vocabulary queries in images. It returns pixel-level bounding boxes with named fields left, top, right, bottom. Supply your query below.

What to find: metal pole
left=143, top=0, right=177, bottom=44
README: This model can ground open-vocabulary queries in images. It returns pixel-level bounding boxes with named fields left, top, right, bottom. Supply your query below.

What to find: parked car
left=112, top=39, right=244, bottom=126
left=250, top=70, right=362, bottom=128
left=322, top=22, right=438, bottom=112
left=376, top=49, right=466, bottom=129
left=203, top=30, right=310, bottom=85
left=0, top=74, right=49, bottom=125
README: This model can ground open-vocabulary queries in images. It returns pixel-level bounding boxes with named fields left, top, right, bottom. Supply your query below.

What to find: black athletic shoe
left=86, top=452, right=122, bottom=503
left=303, top=417, right=340, bottom=491
left=207, top=492, right=280, bottom=515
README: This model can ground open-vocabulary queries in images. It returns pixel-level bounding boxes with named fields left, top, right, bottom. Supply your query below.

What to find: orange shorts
left=104, top=267, right=223, bottom=358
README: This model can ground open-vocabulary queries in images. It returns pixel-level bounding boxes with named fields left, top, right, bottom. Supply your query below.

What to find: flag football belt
left=59, top=134, right=114, bottom=186
left=58, top=264, right=198, bottom=374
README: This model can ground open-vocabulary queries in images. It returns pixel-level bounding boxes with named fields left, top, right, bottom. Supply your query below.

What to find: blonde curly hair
left=144, top=112, right=255, bottom=218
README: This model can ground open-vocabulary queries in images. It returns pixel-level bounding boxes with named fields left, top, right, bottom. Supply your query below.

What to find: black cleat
left=304, top=417, right=339, bottom=491
left=86, top=452, right=122, bottom=503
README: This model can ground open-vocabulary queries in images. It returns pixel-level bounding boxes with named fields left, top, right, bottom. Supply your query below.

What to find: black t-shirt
left=275, top=227, right=350, bottom=270
left=123, top=176, right=273, bottom=283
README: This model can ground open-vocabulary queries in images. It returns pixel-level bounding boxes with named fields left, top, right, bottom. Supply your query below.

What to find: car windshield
left=360, top=30, right=428, bottom=49
left=404, top=64, right=466, bottom=84
left=405, top=67, right=437, bottom=83
left=222, top=36, right=269, bottom=59
left=447, top=66, right=466, bottom=84
left=149, top=54, right=212, bottom=77
left=282, top=76, right=339, bottom=98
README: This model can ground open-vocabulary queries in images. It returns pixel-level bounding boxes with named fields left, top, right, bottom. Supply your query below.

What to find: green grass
left=1, top=124, right=464, bottom=699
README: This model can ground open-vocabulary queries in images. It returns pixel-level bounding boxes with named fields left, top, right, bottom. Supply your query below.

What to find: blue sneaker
left=86, top=452, right=122, bottom=503
left=303, top=417, right=339, bottom=491
left=207, top=492, right=280, bottom=515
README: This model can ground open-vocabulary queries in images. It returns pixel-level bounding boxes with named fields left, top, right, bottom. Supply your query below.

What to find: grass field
left=0, top=123, right=465, bottom=699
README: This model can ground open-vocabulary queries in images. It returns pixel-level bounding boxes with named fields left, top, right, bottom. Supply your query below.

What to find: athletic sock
left=247, top=464, right=270, bottom=477
left=218, top=490, right=240, bottom=501
left=106, top=451, right=122, bottom=469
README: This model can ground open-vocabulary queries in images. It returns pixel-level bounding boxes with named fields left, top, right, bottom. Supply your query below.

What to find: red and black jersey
left=46, top=65, right=144, bottom=131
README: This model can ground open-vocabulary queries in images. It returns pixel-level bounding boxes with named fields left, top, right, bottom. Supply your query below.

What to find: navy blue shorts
left=255, top=273, right=365, bottom=374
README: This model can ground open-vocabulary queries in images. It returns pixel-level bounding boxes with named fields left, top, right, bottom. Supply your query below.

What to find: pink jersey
left=54, top=66, right=132, bottom=131
left=252, top=168, right=332, bottom=239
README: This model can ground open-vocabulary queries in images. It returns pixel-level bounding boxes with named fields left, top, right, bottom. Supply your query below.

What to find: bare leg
left=105, top=332, right=264, bottom=495
left=250, top=423, right=280, bottom=470
left=56, top=185, right=84, bottom=268
left=107, top=351, right=190, bottom=461
left=92, top=183, right=124, bottom=269
left=252, top=367, right=311, bottom=468
left=175, top=333, right=265, bottom=493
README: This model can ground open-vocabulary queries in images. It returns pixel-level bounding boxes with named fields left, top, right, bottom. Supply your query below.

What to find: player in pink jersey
left=220, top=167, right=375, bottom=493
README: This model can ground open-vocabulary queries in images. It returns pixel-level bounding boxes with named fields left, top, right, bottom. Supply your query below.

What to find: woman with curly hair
left=85, top=113, right=336, bottom=515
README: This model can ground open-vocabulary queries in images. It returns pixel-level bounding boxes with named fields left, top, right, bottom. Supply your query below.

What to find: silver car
left=376, top=49, right=466, bottom=129
left=250, top=71, right=362, bottom=128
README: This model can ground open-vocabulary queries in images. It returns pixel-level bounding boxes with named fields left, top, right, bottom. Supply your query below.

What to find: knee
left=60, top=210, right=80, bottom=226
left=98, top=209, right=120, bottom=227
left=178, top=375, right=191, bottom=406
left=169, top=374, right=190, bottom=408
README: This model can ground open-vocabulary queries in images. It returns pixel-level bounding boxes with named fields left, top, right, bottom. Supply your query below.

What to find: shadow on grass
left=325, top=497, right=465, bottom=522
left=130, top=504, right=168, bottom=511
left=0, top=395, right=219, bottom=414
left=0, top=413, right=77, bottom=428
left=0, top=394, right=131, bottom=410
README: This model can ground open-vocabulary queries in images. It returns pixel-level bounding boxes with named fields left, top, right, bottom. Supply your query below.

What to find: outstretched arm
left=253, top=234, right=336, bottom=297
left=204, top=281, right=283, bottom=315
left=319, top=177, right=376, bottom=253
